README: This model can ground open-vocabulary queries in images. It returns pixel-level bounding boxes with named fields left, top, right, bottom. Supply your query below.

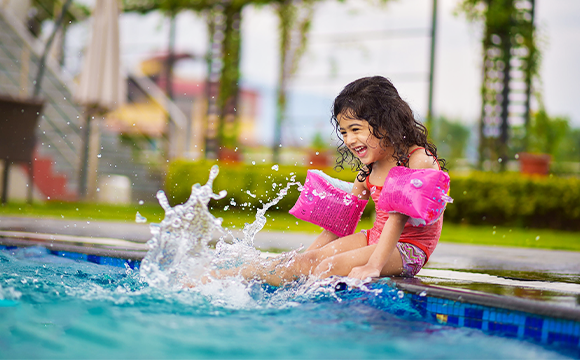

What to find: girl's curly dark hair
left=331, top=76, right=446, bottom=181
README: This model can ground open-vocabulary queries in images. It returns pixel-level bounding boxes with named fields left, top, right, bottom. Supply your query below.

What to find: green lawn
left=1, top=201, right=579, bottom=251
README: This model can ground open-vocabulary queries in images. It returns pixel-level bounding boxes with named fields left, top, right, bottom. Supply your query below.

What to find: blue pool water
left=0, top=246, right=576, bottom=359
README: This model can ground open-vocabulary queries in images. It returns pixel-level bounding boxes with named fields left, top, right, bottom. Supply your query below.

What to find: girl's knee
left=313, top=258, right=334, bottom=278
left=290, top=250, right=321, bottom=274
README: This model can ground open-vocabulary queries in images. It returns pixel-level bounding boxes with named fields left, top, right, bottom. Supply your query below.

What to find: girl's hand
left=348, top=264, right=381, bottom=280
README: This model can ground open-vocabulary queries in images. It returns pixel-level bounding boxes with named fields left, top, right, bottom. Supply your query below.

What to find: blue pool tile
left=57, top=251, right=88, bottom=261
left=489, top=322, right=519, bottom=338
left=87, top=254, right=101, bottom=264
left=526, top=317, right=543, bottom=330
left=447, top=316, right=459, bottom=325
left=100, top=256, right=127, bottom=268
left=465, top=318, right=483, bottom=329
left=465, top=308, right=484, bottom=320
left=464, top=309, right=484, bottom=329
left=481, top=320, right=489, bottom=332
left=547, top=332, right=579, bottom=347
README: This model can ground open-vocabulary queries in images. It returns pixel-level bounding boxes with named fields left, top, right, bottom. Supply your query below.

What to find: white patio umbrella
left=75, top=0, right=125, bottom=198
left=75, top=0, right=125, bottom=110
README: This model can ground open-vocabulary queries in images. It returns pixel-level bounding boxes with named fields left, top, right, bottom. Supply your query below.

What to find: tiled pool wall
left=2, top=243, right=579, bottom=352
left=409, top=292, right=580, bottom=349
left=0, top=244, right=141, bottom=269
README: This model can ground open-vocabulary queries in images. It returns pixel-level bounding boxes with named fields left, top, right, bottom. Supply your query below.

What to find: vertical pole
left=499, top=33, right=512, bottom=171
left=79, top=112, right=91, bottom=199
left=204, top=7, right=224, bottom=160
left=27, top=161, right=33, bottom=204
left=166, top=14, right=176, bottom=101
left=165, top=14, right=177, bottom=159
left=1, top=160, right=9, bottom=204
left=523, top=0, right=535, bottom=151
left=426, top=0, right=438, bottom=138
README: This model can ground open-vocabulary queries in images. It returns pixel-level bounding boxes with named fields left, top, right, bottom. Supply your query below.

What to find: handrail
left=128, top=72, right=187, bottom=130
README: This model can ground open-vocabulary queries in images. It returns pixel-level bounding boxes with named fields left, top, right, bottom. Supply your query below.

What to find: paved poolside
left=1, top=216, right=579, bottom=308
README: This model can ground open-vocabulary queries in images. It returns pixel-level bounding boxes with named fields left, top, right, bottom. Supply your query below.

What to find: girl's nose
left=344, top=134, right=355, bottom=146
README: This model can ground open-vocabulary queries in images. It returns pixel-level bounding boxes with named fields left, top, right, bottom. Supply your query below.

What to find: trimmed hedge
left=445, top=172, right=580, bottom=231
left=165, top=160, right=580, bottom=231
left=165, top=159, right=370, bottom=216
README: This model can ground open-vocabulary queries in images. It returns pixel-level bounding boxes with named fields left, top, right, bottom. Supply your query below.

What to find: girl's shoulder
left=407, top=146, right=440, bottom=170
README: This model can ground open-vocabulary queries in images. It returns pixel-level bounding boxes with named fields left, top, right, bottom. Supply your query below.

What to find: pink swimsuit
left=364, top=176, right=443, bottom=260
left=362, top=148, right=444, bottom=276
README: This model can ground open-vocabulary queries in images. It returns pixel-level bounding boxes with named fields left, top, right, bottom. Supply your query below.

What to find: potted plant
left=518, top=109, right=568, bottom=176
left=307, top=132, right=332, bottom=168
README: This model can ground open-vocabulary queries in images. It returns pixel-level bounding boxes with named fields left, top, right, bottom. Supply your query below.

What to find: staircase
left=0, top=8, right=166, bottom=203
left=0, top=8, right=83, bottom=200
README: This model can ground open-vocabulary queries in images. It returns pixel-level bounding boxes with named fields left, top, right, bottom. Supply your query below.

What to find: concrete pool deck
left=1, top=216, right=579, bottom=310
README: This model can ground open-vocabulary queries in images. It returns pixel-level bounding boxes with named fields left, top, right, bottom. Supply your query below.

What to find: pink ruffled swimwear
left=363, top=148, right=443, bottom=277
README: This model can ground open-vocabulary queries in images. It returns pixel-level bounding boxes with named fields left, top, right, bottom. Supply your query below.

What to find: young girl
left=210, top=76, right=446, bottom=286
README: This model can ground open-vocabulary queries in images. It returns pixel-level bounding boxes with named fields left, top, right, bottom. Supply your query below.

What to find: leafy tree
left=432, top=117, right=471, bottom=165
left=527, top=109, right=569, bottom=157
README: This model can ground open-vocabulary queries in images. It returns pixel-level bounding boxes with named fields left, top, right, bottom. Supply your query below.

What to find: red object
left=307, top=152, right=330, bottom=168
left=518, top=152, right=551, bottom=176
left=21, top=150, right=78, bottom=201
left=218, top=147, right=242, bottom=164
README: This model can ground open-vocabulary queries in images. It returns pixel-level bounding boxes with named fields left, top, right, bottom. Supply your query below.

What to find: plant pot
left=218, top=147, right=242, bottom=164
left=307, top=151, right=330, bottom=168
left=518, top=152, right=551, bottom=176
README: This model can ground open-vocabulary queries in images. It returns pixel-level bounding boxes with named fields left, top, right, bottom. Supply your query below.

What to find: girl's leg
left=312, top=243, right=404, bottom=278
left=214, top=232, right=368, bottom=286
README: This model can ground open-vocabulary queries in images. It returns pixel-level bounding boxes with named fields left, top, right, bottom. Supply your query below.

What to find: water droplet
left=97, top=154, right=101, bottom=158
left=419, top=291, right=427, bottom=297
left=139, top=200, right=144, bottom=205
left=535, top=235, right=540, bottom=241
left=271, top=165, right=279, bottom=171
left=135, top=212, right=147, bottom=223
left=410, top=179, right=423, bottom=188
left=397, top=290, right=404, bottom=299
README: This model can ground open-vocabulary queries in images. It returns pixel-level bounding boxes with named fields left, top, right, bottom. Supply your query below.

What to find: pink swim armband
left=377, top=167, right=453, bottom=227
left=289, top=170, right=368, bottom=237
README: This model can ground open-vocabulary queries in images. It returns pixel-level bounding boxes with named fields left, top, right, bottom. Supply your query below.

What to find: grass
left=1, top=201, right=579, bottom=252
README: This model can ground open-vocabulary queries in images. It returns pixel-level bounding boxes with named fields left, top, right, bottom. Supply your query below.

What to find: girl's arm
left=306, top=173, right=370, bottom=251
left=348, top=212, right=408, bottom=279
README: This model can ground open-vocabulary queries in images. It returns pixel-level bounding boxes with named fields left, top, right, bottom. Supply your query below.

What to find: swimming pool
left=1, top=167, right=579, bottom=358
left=0, top=244, right=578, bottom=359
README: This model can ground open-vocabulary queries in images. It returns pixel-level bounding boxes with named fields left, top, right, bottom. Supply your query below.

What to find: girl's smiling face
left=338, top=112, right=388, bottom=165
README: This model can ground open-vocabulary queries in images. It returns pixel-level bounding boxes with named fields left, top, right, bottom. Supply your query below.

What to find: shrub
left=445, top=172, right=580, bottom=231
left=164, top=159, right=372, bottom=216
left=166, top=162, right=580, bottom=231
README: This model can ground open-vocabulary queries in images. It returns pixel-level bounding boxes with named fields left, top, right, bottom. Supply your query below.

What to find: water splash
left=139, top=165, right=227, bottom=289
left=139, top=165, right=389, bottom=305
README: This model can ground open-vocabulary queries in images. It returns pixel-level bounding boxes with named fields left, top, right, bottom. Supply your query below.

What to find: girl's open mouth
left=353, top=145, right=367, bottom=157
